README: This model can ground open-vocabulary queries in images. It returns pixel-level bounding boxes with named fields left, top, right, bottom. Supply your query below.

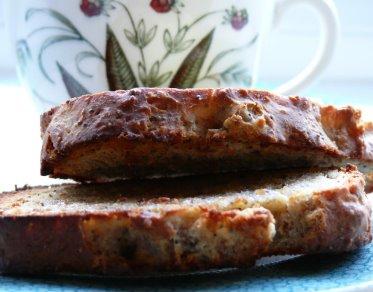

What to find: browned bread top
left=0, top=166, right=370, bottom=276
left=40, top=88, right=373, bottom=181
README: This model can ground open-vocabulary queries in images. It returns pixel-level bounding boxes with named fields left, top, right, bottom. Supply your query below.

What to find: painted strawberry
left=80, top=0, right=104, bottom=17
left=224, top=6, right=249, bottom=31
left=150, top=0, right=175, bottom=13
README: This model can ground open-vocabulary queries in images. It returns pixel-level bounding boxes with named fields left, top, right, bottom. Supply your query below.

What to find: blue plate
left=1, top=243, right=373, bottom=292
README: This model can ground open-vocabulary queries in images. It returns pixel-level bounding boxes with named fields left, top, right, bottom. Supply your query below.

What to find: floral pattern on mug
left=80, top=0, right=115, bottom=17
left=224, top=6, right=249, bottom=30
left=150, top=0, right=185, bottom=13
left=150, top=0, right=175, bottom=13
left=21, top=1, right=257, bottom=101
left=80, top=0, right=104, bottom=17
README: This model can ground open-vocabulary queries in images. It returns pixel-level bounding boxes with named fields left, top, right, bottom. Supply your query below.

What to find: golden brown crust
left=268, top=165, right=372, bottom=254
left=366, top=172, right=373, bottom=193
left=40, top=88, right=373, bottom=181
left=0, top=167, right=370, bottom=276
left=362, top=123, right=373, bottom=193
left=0, top=209, right=273, bottom=276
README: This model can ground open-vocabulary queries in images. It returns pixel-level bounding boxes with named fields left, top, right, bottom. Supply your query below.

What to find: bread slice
left=40, top=88, right=373, bottom=182
left=363, top=123, right=373, bottom=193
left=0, top=166, right=370, bottom=276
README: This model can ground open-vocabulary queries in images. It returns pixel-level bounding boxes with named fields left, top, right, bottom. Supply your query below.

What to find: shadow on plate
left=5, top=249, right=368, bottom=291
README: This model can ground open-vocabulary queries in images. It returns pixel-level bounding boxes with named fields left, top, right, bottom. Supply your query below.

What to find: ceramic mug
left=5, top=0, right=339, bottom=111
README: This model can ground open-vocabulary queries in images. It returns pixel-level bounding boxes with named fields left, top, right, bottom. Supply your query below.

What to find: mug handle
left=271, top=0, right=340, bottom=95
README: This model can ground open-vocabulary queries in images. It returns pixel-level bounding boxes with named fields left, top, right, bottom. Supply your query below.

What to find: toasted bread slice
left=0, top=166, right=370, bottom=276
left=363, top=123, right=373, bottom=193
left=366, top=173, right=373, bottom=193
left=40, top=88, right=373, bottom=182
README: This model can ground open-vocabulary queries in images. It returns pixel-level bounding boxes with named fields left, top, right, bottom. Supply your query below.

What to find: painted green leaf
left=138, top=62, right=146, bottom=84
left=75, top=51, right=100, bottom=78
left=38, top=35, right=81, bottom=83
left=57, top=62, right=90, bottom=98
left=155, top=71, right=172, bottom=86
left=145, top=25, right=157, bottom=45
left=220, top=63, right=252, bottom=86
left=26, top=8, right=80, bottom=36
left=206, top=34, right=258, bottom=75
left=134, top=20, right=157, bottom=48
left=16, top=39, right=31, bottom=58
left=170, top=29, right=214, bottom=88
left=137, top=19, right=146, bottom=46
left=163, top=29, right=173, bottom=51
left=149, top=61, right=160, bottom=79
left=203, top=75, right=220, bottom=86
left=206, top=48, right=237, bottom=75
left=174, top=39, right=194, bottom=53
left=124, top=29, right=137, bottom=46
left=220, top=63, right=241, bottom=82
left=16, top=39, right=32, bottom=75
left=28, top=26, right=72, bottom=38
left=106, top=25, right=138, bottom=90
left=174, top=26, right=188, bottom=44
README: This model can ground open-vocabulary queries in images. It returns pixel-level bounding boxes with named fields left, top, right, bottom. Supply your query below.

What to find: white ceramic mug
left=5, top=0, right=339, bottom=112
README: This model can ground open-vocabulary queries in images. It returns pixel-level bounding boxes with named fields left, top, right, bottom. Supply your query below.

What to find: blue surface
left=1, top=244, right=373, bottom=291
